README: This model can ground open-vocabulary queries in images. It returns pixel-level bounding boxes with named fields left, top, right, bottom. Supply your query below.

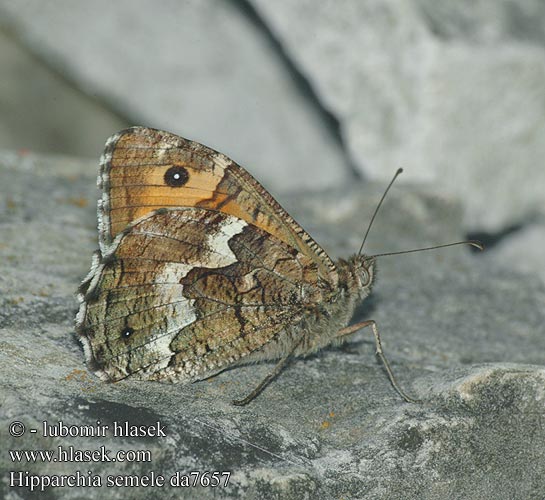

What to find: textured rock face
left=0, top=0, right=352, bottom=193
left=1, top=152, right=544, bottom=499
left=1, top=0, right=544, bottom=285
left=0, top=1, right=544, bottom=498
left=250, top=0, right=545, bottom=234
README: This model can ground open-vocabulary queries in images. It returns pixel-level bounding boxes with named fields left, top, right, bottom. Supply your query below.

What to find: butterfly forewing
left=99, top=127, right=337, bottom=283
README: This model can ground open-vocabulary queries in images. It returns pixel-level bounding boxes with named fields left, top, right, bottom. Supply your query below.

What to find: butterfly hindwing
left=77, top=208, right=326, bottom=382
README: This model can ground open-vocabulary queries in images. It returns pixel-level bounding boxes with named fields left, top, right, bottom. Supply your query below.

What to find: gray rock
left=2, top=0, right=544, bottom=235
left=0, top=29, right=128, bottom=157
left=250, top=0, right=545, bottom=232
left=480, top=220, right=545, bottom=288
left=0, top=0, right=351, bottom=193
left=1, top=151, right=544, bottom=499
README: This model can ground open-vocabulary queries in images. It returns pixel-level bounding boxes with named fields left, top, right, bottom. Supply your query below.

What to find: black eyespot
left=164, top=166, right=189, bottom=187
left=121, top=327, right=134, bottom=339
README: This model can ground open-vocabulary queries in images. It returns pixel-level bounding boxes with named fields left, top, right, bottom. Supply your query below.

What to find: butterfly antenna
left=367, top=240, right=484, bottom=260
left=357, top=168, right=403, bottom=256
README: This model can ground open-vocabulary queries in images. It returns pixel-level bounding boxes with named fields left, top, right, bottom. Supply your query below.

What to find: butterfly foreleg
left=336, top=320, right=419, bottom=404
left=231, top=333, right=305, bottom=406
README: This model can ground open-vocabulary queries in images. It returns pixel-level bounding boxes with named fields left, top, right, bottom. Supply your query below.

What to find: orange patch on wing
left=107, top=144, right=225, bottom=238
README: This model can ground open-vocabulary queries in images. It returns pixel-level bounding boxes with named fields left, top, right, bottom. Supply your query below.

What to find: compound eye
left=360, top=268, right=371, bottom=286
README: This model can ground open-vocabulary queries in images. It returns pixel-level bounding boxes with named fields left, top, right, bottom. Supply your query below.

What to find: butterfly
left=76, top=126, right=425, bottom=405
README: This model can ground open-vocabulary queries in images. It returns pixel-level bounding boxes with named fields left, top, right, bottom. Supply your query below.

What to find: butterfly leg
left=337, top=320, right=420, bottom=403
left=232, top=337, right=304, bottom=406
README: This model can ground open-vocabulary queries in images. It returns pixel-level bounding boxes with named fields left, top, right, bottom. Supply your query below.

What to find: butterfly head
left=339, top=254, right=376, bottom=299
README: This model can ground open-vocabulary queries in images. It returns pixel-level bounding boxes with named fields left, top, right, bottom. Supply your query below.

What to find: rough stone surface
left=0, top=2, right=544, bottom=498
left=480, top=220, right=545, bottom=288
left=1, top=1, right=543, bottom=283
left=1, top=151, right=544, bottom=499
left=250, top=0, right=545, bottom=233
left=0, top=0, right=351, bottom=193
left=0, top=28, right=128, bottom=158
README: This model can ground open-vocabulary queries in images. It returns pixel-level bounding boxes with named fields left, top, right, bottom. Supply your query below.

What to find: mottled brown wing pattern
left=77, top=208, right=327, bottom=382
left=98, top=127, right=337, bottom=284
